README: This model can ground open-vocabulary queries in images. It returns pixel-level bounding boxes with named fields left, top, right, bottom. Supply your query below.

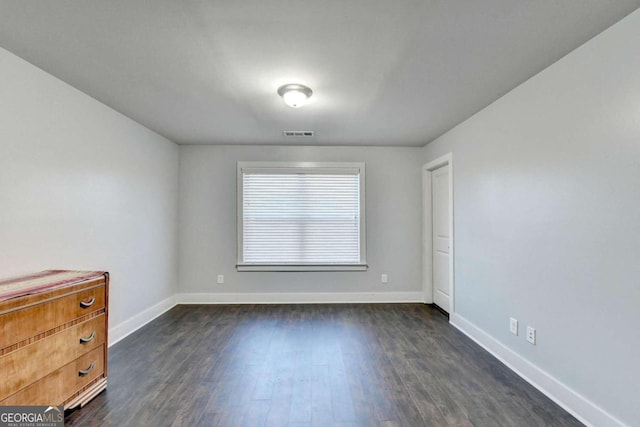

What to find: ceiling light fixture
left=277, top=84, right=313, bottom=108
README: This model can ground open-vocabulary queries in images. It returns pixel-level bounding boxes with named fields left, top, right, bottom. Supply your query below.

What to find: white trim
left=450, top=313, right=626, bottom=427
left=176, top=291, right=423, bottom=305
left=238, top=161, right=363, bottom=173
left=422, top=153, right=455, bottom=312
left=236, top=264, right=368, bottom=272
left=106, top=292, right=422, bottom=347
left=108, top=295, right=177, bottom=347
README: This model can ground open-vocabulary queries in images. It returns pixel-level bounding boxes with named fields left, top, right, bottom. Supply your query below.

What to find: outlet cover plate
left=509, top=318, right=518, bottom=335
left=526, top=326, right=536, bottom=344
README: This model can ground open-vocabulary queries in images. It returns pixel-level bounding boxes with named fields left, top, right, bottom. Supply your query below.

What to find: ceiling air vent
left=283, top=130, right=315, bottom=137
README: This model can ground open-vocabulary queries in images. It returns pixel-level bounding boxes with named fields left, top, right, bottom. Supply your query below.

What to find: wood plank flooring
left=65, top=304, right=582, bottom=427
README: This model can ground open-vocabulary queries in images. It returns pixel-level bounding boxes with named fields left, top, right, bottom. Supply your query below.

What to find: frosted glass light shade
left=283, top=90, right=308, bottom=108
left=277, top=84, right=313, bottom=108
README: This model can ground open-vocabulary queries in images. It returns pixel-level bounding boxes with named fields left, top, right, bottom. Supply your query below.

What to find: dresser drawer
left=0, top=314, right=105, bottom=400
left=0, top=345, right=105, bottom=407
left=0, top=285, right=105, bottom=350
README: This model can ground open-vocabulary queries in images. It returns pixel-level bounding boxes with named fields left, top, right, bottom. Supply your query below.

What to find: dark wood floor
left=65, top=304, right=582, bottom=427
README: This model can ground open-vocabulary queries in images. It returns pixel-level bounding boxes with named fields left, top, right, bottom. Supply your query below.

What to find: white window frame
left=237, top=161, right=367, bottom=272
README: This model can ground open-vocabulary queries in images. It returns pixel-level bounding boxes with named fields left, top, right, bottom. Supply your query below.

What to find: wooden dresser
left=0, top=270, right=108, bottom=408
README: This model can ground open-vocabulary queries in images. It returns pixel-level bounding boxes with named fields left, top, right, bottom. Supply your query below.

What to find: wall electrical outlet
left=509, top=318, right=518, bottom=336
left=217, top=274, right=224, bottom=284
left=526, top=326, right=536, bottom=345
left=381, top=273, right=388, bottom=284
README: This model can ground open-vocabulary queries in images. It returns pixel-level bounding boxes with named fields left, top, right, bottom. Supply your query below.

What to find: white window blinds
left=237, top=162, right=367, bottom=271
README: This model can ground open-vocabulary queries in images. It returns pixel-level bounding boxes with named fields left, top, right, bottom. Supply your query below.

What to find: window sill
left=236, top=264, right=368, bottom=272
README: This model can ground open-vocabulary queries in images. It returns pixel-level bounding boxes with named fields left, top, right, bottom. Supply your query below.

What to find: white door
left=432, top=164, right=450, bottom=312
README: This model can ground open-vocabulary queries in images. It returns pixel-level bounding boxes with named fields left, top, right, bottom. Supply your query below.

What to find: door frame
left=422, top=153, right=455, bottom=314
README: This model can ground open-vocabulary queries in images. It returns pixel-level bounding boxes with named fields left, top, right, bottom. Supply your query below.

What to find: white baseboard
left=108, top=295, right=177, bottom=347
left=107, top=292, right=422, bottom=346
left=450, top=313, right=625, bottom=427
left=101, top=292, right=425, bottom=342
left=177, top=291, right=424, bottom=304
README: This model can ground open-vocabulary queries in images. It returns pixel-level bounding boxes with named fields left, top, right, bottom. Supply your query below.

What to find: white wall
left=0, top=48, right=179, bottom=340
left=178, top=145, right=423, bottom=301
left=423, top=10, right=640, bottom=426
left=4, top=7, right=637, bottom=421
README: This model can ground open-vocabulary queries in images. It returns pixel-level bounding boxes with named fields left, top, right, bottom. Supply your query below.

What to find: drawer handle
left=79, top=331, right=96, bottom=344
left=79, top=297, right=96, bottom=308
left=78, top=363, right=95, bottom=377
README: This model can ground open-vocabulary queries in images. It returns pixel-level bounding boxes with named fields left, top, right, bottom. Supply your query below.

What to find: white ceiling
left=0, top=1, right=638, bottom=146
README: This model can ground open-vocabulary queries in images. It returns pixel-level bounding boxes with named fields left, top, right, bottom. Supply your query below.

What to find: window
left=237, top=162, right=367, bottom=271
